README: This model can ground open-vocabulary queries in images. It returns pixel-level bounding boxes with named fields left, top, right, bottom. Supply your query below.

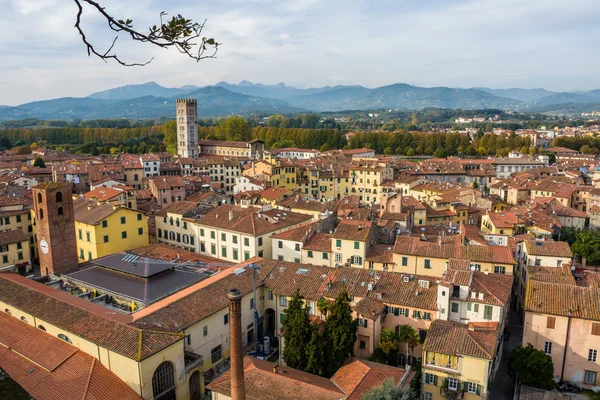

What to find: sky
left=1, top=0, right=599, bottom=105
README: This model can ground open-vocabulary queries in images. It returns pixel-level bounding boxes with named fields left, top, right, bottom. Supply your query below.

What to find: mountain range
left=2, top=81, right=600, bottom=121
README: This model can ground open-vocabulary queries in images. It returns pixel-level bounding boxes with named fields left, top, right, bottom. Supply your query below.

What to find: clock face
left=40, top=238, right=49, bottom=255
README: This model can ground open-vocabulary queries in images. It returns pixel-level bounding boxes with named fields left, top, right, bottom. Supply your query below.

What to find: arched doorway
left=152, top=361, right=176, bottom=400
left=189, top=370, right=201, bottom=400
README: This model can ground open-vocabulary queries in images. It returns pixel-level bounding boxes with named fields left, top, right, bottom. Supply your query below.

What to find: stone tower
left=176, top=98, right=198, bottom=159
left=32, top=182, right=79, bottom=276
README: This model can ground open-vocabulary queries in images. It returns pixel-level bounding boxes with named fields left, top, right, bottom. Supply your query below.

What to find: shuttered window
left=547, top=317, right=556, bottom=329
left=592, top=323, right=600, bottom=336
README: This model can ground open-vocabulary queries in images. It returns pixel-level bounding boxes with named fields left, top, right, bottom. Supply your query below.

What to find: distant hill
left=286, top=83, right=522, bottom=111
left=3, top=81, right=600, bottom=121
left=88, top=81, right=198, bottom=100
left=474, top=87, right=555, bottom=102
left=528, top=102, right=600, bottom=115
left=0, top=87, right=304, bottom=121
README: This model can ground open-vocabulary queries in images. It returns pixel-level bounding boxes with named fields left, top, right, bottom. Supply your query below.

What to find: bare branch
left=73, top=0, right=219, bottom=66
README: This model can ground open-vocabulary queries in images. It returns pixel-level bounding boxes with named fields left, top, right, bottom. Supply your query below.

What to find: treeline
left=551, top=136, right=600, bottom=154
left=0, top=118, right=166, bottom=130
left=348, top=131, right=532, bottom=157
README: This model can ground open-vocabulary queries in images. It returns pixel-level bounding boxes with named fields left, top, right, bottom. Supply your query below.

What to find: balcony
left=425, top=360, right=459, bottom=373
left=184, top=351, right=204, bottom=373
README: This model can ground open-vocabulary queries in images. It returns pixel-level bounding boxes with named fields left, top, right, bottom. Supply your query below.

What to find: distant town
left=2, top=97, right=600, bottom=400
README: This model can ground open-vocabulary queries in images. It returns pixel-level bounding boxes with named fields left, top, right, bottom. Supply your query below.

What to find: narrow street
left=488, top=305, right=523, bottom=399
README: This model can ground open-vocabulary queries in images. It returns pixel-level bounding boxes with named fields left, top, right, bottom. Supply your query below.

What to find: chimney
left=228, top=288, right=246, bottom=400
left=229, top=210, right=234, bottom=221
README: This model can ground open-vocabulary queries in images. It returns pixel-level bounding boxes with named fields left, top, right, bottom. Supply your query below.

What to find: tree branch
left=73, top=0, right=219, bottom=66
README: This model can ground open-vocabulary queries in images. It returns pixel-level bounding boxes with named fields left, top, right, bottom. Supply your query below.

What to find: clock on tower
left=32, top=182, right=78, bottom=276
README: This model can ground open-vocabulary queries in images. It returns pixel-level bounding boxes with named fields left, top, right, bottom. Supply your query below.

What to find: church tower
left=32, top=182, right=78, bottom=276
left=176, top=99, right=199, bottom=159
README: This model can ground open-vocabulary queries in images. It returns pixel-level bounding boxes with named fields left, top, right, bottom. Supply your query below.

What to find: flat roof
left=67, top=265, right=211, bottom=304
left=93, top=253, right=175, bottom=278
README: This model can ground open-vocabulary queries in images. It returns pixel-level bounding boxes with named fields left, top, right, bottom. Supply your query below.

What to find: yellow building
left=480, top=211, right=520, bottom=235
left=331, top=219, right=375, bottom=268
left=0, top=196, right=34, bottom=258
left=297, top=166, right=352, bottom=200
left=349, top=158, right=394, bottom=204
left=73, top=198, right=149, bottom=261
left=0, top=229, right=31, bottom=273
left=422, top=320, right=500, bottom=400
left=245, top=156, right=298, bottom=191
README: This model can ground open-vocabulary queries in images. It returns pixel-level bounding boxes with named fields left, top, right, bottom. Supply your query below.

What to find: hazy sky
left=2, top=0, right=599, bottom=105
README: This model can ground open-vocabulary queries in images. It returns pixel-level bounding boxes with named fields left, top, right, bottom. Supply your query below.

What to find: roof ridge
left=81, top=357, right=96, bottom=400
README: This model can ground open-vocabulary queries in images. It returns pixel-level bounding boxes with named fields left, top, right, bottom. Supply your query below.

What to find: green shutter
left=280, top=313, right=286, bottom=324
left=364, top=319, right=368, bottom=328
left=476, top=384, right=482, bottom=395
left=433, top=375, right=438, bottom=386
left=467, top=302, right=471, bottom=311
left=394, top=308, right=399, bottom=316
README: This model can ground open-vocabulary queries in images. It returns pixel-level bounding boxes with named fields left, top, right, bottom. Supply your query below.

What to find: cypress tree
left=282, top=289, right=311, bottom=370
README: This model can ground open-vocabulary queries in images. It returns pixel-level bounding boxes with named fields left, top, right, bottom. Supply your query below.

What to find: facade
left=149, top=176, right=186, bottom=207
left=199, top=139, right=265, bottom=158
left=176, top=98, right=199, bottom=159
left=73, top=198, right=149, bottom=261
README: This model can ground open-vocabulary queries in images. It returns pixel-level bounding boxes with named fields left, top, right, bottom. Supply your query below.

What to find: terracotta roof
left=271, top=222, right=317, bottom=242
left=206, top=356, right=345, bottom=400
left=155, top=200, right=200, bottom=217
left=83, top=187, right=123, bottom=202
left=194, top=205, right=312, bottom=236
left=199, top=139, right=252, bottom=149
left=353, top=297, right=386, bottom=320
left=0, top=228, right=28, bottom=246
left=527, top=265, right=576, bottom=285
left=263, top=260, right=331, bottom=300
left=73, top=198, right=120, bottom=225
left=0, top=274, right=182, bottom=361
left=525, top=280, right=600, bottom=320
left=423, top=320, right=499, bottom=360
left=332, top=220, right=372, bottom=241
left=149, top=176, right=184, bottom=190
left=525, top=240, right=572, bottom=258
left=303, top=233, right=332, bottom=252
left=365, top=244, right=394, bottom=264
left=486, top=211, right=520, bottom=228
left=470, top=271, right=514, bottom=307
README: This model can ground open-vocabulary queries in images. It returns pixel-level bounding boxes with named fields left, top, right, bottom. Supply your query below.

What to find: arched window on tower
left=56, top=191, right=63, bottom=203
left=37, top=193, right=42, bottom=204
left=39, top=209, right=44, bottom=220
left=57, top=207, right=63, bottom=216
left=152, top=361, right=176, bottom=400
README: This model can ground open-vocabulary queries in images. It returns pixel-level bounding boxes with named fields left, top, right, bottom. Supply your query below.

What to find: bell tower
left=32, top=182, right=78, bottom=276
left=176, top=98, right=199, bottom=159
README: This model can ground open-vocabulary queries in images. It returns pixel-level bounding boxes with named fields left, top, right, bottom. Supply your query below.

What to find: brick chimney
left=228, top=288, right=246, bottom=400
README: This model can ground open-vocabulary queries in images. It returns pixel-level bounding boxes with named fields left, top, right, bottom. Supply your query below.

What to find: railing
left=426, top=361, right=459, bottom=371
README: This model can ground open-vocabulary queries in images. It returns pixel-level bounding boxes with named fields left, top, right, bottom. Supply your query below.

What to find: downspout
left=561, top=313, right=572, bottom=381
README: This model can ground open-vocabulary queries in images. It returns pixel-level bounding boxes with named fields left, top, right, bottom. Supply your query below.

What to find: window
left=544, top=341, right=553, bottom=355
left=138, top=227, right=144, bottom=235
left=268, top=290, right=274, bottom=301
left=137, top=213, right=142, bottom=221
left=78, top=229, right=83, bottom=240
left=423, top=312, right=432, bottom=321
left=412, top=310, right=421, bottom=319
left=152, top=361, right=176, bottom=400
left=258, top=250, right=263, bottom=257
left=483, top=305, right=493, bottom=320
left=79, top=249, right=84, bottom=259
left=358, top=318, right=368, bottom=328
left=447, top=378, right=459, bottom=391
left=120, top=216, right=126, bottom=224
left=295, top=243, right=300, bottom=251
left=88, top=252, right=92, bottom=261
left=57, top=334, right=72, bottom=344
left=200, top=228, right=205, bottom=237
left=423, top=393, right=433, bottom=400
left=16, top=242, right=22, bottom=250
left=20, top=316, right=28, bottom=322
left=203, top=325, right=208, bottom=336
left=451, top=303, right=459, bottom=313
left=244, top=237, right=249, bottom=246
left=402, top=256, right=408, bottom=266
left=244, top=251, right=250, bottom=260
left=224, top=314, right=229, bottom=325
left=122, top=231, right=127, bottom=239
left=466, top=382, right=480, bottom=394
left=352, top=255, right=362, bottom=265
left=424, top=373, right=437, bottom=385
left=585, top=371, right=597, bottom=384
left=494, top=266, right=506, bottom=274
left=547, top=317, right=556, bottom=329
left=354, top=241, right=360, bottom=249
left=56, top=191, right=62, bottom=203
left=86, top=231, right=90, bottom=242
left=221, top=233, right=226, bottom=241
left=323, top=252, right=329, bottom=260
left=589, top=349, right=598, bottom=362
left=17, top=252, right=22, bottom=260
left=307, top=250, right=313, bottom=258
left=593, top=323, right=600, bottom=336
left=278, top=240, right=283, bottom=249
left=250, top=298, right=255, bottom=309
left=233, top=249, right=238, bottom=260
left=102, top=220, right=108, bottom=228
left=233, top=235, right=238, bottom=244
left=2, top=255, right=8, bottom=263
left=424, top=259, right=431, bottom=269
left=474, top=303, right=479, bottom=313
left=4, top=308, right=10, bottom=315
left=258, top=237, right=263, bottom=246
left=359, top=340, right=366, bottom=349
left=211, top=231, right=215, bottom=239
left=280, top=296, right=287, bottom=307
left=57, top=207, right=63, bottom=216
left=336, top=239, right=342, bottom=248
left=37, top=193, right=42, bottom=203
left=37, top=325, right=46, bottom=331
left=221, top=247, right=227, bottom=258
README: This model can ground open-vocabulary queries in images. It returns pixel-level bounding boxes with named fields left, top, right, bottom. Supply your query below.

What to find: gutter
left=561, top=314, right=572, bottom=381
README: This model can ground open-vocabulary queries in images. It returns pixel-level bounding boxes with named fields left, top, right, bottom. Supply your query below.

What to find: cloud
left=1, top=0, right=599, bottom=105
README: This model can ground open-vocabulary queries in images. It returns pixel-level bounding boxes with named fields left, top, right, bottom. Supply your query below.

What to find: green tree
left=162, top=120, right=177, bottom=155
left=325, top=291, right=357, bottom=375
left=217, top=116, right=251, bottom=141
left=572, top=230, right=600, bottom=268
left=360, top=378, right=419, bottom=400
left=472, top=180, right=478, bottom=189
left=397, top=325, right=420, bottom=365
left=507, top=344, right=555, bottom=390
left=317, top=297, right=330, bottom=318
left=406, top=148, right=415, bottom=157
left=282, top=290, right=311, bottom=370
left=320, top=143, right=330, bottom=152
left=32, top=157, right=46, bottom=168
left=305, top=325, right=327, bottom=376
